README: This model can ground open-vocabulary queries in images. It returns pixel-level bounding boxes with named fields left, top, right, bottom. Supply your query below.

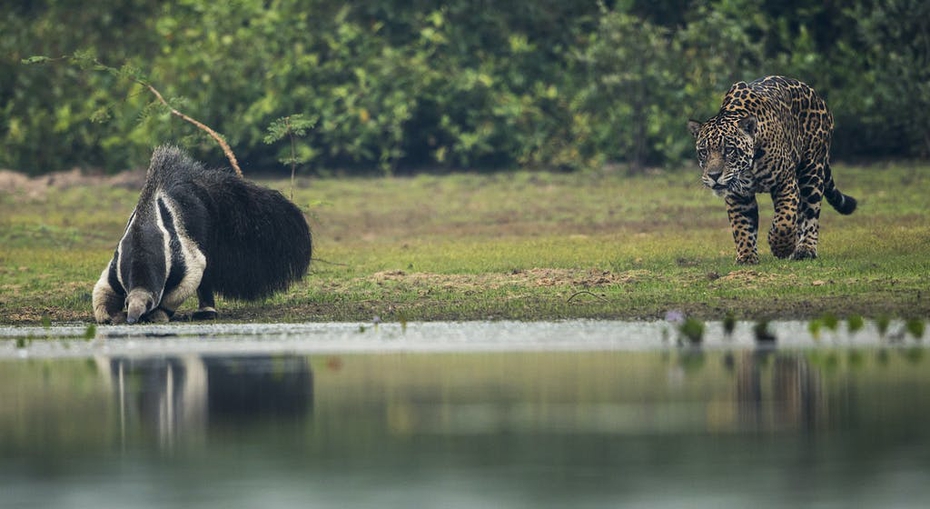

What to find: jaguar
left=688, top=76, right=857, bottom=264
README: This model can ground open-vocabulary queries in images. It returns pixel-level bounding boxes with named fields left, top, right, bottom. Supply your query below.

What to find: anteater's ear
left=687, top=120, right=702, bottom=138
left=738, top=116, right=757, bottom=138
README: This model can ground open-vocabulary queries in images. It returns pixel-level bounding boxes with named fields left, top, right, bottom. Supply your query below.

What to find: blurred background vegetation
left=2, top=0, right=927, bottom=176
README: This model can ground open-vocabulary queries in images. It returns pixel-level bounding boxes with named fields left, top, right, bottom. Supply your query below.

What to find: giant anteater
left=93, top=146, right=312, bottom=324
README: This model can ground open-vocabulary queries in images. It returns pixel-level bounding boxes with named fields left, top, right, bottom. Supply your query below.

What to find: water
left=1, top=321, right=929, bottom=508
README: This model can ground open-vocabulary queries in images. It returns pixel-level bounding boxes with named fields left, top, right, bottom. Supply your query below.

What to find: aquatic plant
left=847, top=315, right=864, bottom=336
left=876, top=315, right=891, bottom=339
left=723, top=312, right=736, bottom=338
left=808, top=319, right=822, bottom=340
left=664, top=310, right=703, bottom=346
left=678, top=317, right=705, bottom=346
left=906, top=319, right=926, bottom=340
left=753, top=320, right=776, bottom=343
left=821, top=312, right=839, bottom=333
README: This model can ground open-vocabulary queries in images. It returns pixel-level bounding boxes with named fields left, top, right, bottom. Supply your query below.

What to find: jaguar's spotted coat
left=688, top=76, right=857, bottom=264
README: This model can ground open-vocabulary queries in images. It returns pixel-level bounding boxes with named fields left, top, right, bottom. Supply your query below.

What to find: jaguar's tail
left=824, top=162, right=857, bottom=215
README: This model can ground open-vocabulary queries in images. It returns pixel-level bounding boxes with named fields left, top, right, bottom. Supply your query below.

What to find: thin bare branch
left=140, top=81, right=242, bottom=177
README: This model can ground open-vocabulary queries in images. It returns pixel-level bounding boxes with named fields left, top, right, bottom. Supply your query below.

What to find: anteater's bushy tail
left=199, top=171, right=312, bottom=300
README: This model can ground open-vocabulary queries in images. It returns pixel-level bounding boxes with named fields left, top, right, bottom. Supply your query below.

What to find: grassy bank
left=1, top=164, right=928, bottom=325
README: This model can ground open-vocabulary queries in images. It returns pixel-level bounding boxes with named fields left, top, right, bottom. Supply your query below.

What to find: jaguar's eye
left=723, top=145, right=734, bottom=157
left=697, top=148, right=708, bottom=160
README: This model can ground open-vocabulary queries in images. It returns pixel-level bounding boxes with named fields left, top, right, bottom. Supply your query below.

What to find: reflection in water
left=94, top=356, right=313, bottom=449
left=734, top=349, right=824, bottom=432
left=2, top=347, right=930, bottom=508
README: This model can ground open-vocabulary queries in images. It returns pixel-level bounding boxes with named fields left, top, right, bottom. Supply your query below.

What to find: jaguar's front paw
left=736, top=252, right=760, bottom=265
left=790, top=248, right=818, bottom=261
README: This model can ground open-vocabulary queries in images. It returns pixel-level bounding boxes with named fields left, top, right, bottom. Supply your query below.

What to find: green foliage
left=847, top=314, right=865, bottom=335
left=678, top=317, right=706, bottom=345
left=572, top=5, right=684, bottom=171
left=808, top=319, right=822, bottom=340
left=834, top=0, right=930, bottom=158
left=1, top=0, right=927, bottom=175
left=876, top=315, right=891, bottom=339
left=821, top=312, right=840, bottom=332
left=907, top=319, right=926, bottom=341
left=264, top=114, right=318, bottom=171
left=723, top=312, right=736, bottom=337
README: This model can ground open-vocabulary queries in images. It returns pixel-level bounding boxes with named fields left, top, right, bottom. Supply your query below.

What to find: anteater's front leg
left=92, top=266, right=126, bottom=324
left=726, top=193, right=760, bottom=264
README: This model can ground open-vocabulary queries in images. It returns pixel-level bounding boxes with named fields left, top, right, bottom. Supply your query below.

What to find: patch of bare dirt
left=0, top=169, right=144, bottom=199
left=711, top=269, right=797, bottom=289
left=368, top=268, right=649, bottom=290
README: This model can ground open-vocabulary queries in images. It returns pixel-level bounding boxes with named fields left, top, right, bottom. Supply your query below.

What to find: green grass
left=1, top=163, right=928, bottom=324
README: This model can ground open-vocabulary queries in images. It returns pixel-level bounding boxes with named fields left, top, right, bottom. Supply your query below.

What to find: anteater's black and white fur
left=93, top=146, right=312, bottom=324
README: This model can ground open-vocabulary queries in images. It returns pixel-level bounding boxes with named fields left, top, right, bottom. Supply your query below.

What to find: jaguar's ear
left=738, top=115, right=757, bottom=138
left=687, top=120, right=702, bottom=138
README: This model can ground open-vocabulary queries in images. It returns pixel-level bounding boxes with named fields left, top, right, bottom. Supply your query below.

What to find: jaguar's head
left=687, top=115, right=757, bottom=196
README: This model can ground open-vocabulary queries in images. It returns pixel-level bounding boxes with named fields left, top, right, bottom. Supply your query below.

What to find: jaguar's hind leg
left=792, top=162, right=824, bottom=260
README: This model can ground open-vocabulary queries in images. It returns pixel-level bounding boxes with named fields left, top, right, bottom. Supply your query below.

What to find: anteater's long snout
left=126, top=289, right=156, bottom=324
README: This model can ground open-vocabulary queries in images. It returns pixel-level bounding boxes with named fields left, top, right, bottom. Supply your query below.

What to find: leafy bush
left=1, top=0, right=926, bottom=175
